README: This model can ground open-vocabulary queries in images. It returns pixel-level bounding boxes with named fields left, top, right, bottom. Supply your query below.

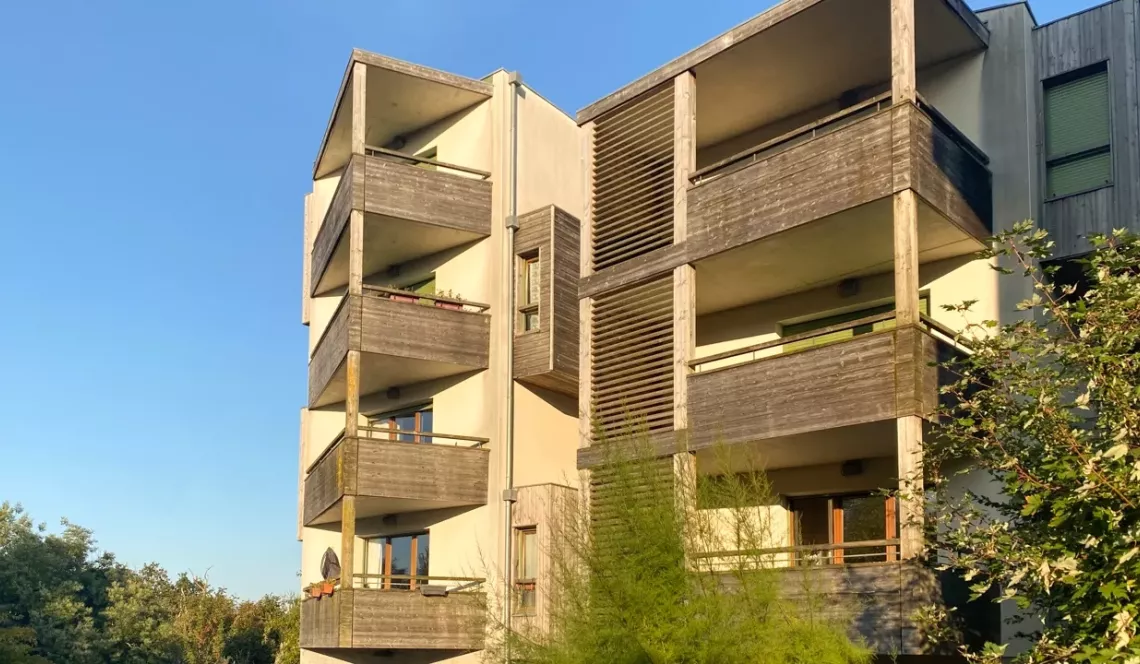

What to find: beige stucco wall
left=517, top=84, right=584, bottom=218
left=694, top=255, right=999, bottom=365
left=399, top=100, right=492, bottom=177
left=918, top=51, right=985, bottom=148
left=512, top=384, right=579, bottom=488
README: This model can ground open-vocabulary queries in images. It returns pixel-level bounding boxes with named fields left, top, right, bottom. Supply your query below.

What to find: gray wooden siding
left=303, top=447, right=343, bottom=525
left=687, top=327, right=946, bottom=450
left=514, top=205, right=580, bottom=395
left=308, top=297, right=357, bottom=408
left=310, top=157, right=363, bottom=293
left=299, top=594, right=340, bottom=649
left=1035, top=0, right=1140, bottom=257
left=350, top=589, right=485, bottom=650
left=362, top=155, right=492, bottom=235
left=356, top=440, right=489, bottom=506
left=358, top=294, right=490, bottom=369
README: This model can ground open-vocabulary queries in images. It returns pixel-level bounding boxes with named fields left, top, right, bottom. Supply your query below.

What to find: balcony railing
left=364, top=145, right=491, bottom=180
left=690, top=312, right=969, bottom=374
left=307, top=426, right=489, bottom=476
left=691, top=92, right=893, bottom=186
left=362, top=284, right=490, bottom=313
left=352, top=574, right=485, bottom=592
left=694, top=539, right=903, bottom=568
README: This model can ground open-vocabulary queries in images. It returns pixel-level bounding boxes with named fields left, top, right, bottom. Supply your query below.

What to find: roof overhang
left=576, top=0, right=989, bottom=126
left=312, top=49, right=493, bottom=179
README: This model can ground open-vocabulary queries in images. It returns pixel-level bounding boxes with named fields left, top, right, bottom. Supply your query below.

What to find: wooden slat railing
left=690, top=312, right=974, bottom=373
left=305, top=427, right=490, bottom=475
left=691, top=92, right=893, bottom=185
left=308, top=294, right=349, bottom=361
left=694, top=538, right=901, bottom=566
left=362, top=284, right=490, bottom=313
left=364, top=145, right=491, bottom=180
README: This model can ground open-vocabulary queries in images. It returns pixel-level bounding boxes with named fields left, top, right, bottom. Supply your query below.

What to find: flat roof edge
left=575, top=0, right=989, bottom=126
left=975, top=1, right=1038, bottom=26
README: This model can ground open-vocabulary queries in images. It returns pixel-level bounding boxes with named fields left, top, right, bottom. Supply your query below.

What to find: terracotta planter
left=436, top=301, right=462, bottom=311
left=391, top=294, right=417, bottom=304
left=308, top=586, right=322, bottom=599
left=321, top=582, right=335, bottom=596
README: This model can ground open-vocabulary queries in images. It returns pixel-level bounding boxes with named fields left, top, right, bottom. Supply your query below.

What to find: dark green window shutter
left=1045, top=69, right=1111, bottom=198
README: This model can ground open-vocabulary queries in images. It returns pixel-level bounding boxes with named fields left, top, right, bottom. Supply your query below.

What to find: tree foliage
left=925, top=225, right=1140, bottom=663
left=0, top=502, right=299, bottom=664
left=491, top=436, right=872, bottom=664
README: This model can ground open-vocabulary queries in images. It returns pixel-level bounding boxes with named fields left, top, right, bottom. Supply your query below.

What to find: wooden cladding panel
left=299, top=594, right=341, bottom=648
left=362, top=155, right=492, bottom=235
left=350, top=590, right=485, bottom=650
left=514, top=206, right=581, bottom=395
left=308, top=297, right=358, bottom=407
left=906, top=107, right=993, bottom=237
left=592, top=84, right=675, bottom=270
left=688, top=332, right=898, bottom=448
left=356, top=440, right=489, bottom=506
left=303, top=449, right=343, bottom=525
left=359, top=294, right=490, bottom=368
left=310, top=158, right=363, bottom=293
left=590, top=277, right=674, bottom=440
left=687, top=110, right=895, bottom=256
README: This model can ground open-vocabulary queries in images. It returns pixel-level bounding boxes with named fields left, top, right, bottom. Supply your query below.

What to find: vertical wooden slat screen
left=590, top=276, right=674, bottom=440
left=591, top=84, right=675, bottom=271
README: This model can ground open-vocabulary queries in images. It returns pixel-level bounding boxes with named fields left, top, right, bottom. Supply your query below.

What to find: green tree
left=491, top=435, right=872, bottom=664
left=924, top=225, right=1140, bottom=663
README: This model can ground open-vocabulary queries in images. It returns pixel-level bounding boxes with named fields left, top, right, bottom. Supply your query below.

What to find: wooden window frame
left=790, top=493, right=898, bottom=566
left=515, top=526, right=538, bottom=615
left=1043, top=61, right=1113, bottom=201
left=368, top=403, right=433, bottom=443
left=517, top=251, right=541, bottom=334
left=369, top=531, right=429, bottom=591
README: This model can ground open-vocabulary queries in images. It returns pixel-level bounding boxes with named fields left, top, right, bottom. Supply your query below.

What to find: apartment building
left=298, top=0, right=1140, bottom=661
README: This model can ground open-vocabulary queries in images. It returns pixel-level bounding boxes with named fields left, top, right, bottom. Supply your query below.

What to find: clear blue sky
left=0, top=0, right=1093, bottom=598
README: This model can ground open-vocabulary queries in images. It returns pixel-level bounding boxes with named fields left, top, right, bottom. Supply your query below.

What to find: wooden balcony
left=687, top=314, right=962, bottom=451
left=688, top=97, right=991, bottom=259
left=303, top=427, right=490, bottom=526
left=309, top=286, right=490, bottom=408
left=300, top=577, right=485, bottom=651
left=311, top=150, right=492, bottom=296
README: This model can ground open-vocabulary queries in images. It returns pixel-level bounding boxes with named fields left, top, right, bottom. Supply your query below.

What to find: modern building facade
left=297, top=1, right=1140, bottom=661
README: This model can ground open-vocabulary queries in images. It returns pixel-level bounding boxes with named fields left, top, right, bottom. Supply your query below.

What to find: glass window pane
left=792, top=497, right=831, bottom=564
left=525, top=312, right=539, bottom=331
left=387, top=536, right=413, bottom=589
left=842, top=495, right=887, bottom=563
left=396, top=414, right=416, bottom=442
left=419, top=409, right=433, bottom=441
left=519, top=529, right=538, bottom=579
left=527, top=259, right=540, bottom=304
left=364, top=537, right=383, bottom=588
left=416, top=533, right=430, bottom=578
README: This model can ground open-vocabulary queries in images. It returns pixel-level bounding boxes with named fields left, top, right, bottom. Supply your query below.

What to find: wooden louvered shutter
left=1045, top=68, right=1112, bottom=198
left=591, top=84, right=675, bottom=271
left=590, top=277, right=674, bottom=440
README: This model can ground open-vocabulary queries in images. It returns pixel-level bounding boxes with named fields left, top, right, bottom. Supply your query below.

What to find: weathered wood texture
left=299, top=593, right=340, bottom=648
left=591, top=84, right=675, bottom=271
left=308, top=293, right=490, bottom=407
left=350, top=589, right=485, bottom=650
left=512, top=484, right=578, bottom=631
left=1035, top=0, right=1140, bottom=258
left=310, top=153, right=493, bottom=295
left=303, top=447, right=343, bottom=525
left=590, top=277, right=675, bottom=442
left=687, top=327, right=946, bottom=450
left=580, top=103, right=992, bottom=301
left=299, top=588, right=485, bottom=651
left=513, top=206, right=581, bottom=395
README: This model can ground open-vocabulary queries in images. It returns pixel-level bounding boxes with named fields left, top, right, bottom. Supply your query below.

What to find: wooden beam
left=891, top=0, right=917, bottom=103
left=348, top=209, right=364, bottom=299
left=581, top=122, right=596, bottom=278
left=896, top=415, right=924, bottom=559
left=893, top=189, right=920, bottom=326
left=673, top=72, right=696, bottom=243
left=350, top=62, right=367, bottom=155
left=578, top=297, right=594, bottom=449
left=673, top=265, right=695, bottom=431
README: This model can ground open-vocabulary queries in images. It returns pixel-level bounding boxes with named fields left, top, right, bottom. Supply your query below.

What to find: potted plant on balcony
left=435, top=289, right=464, bottom=311
left=320, top=579, right=336, bottom=597
left=385, top=285, right=417, bottom=304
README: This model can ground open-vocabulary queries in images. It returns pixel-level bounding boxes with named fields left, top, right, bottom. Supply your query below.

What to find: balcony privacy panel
left=591, top=84, right=674, bottom=270
left=590, top=277, right=674, bottom=440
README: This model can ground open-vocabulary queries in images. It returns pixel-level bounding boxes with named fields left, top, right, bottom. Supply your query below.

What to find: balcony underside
left=694, top=196, right=978, bottom=314
left=693, top=420, right=897, bottom=473
left=304, top=438, right=489, bottom=526
left=313, top=352, right=481, bottom=409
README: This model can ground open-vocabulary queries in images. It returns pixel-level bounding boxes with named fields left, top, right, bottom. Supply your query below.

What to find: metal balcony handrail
left=690, top=91, right=893, bottom=185
left=352, top=573, right=486, bottom=592
left=304, top=427, right=490, bottom=475
left=362, top=284, right=491, bottom=312
left=694, top=538, right=901, bottom=565
left=364, top=145, right=491, bottom=180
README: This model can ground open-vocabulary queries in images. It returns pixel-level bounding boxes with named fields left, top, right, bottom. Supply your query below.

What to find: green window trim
left=780, top=297, right=930, bottom=354
left=1044, top=64, right=1112, bottom=199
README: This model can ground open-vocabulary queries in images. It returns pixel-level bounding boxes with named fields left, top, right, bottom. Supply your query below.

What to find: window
left=1044, top=64, right=1112, bottom=199
left=780, top=296, right=930, bottom=353
left=363, top=532, right=430, bottom=590
left=369, top=404, right=433, bottom=443
left=518, top=253, right=540, bottom=333
left=789, top=494, right=898, bottom=565
left=515, top=527, right=538, bottom=614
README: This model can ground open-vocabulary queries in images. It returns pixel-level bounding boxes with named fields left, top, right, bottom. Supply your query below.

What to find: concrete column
left=891, top=0, right=917, bottom=103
